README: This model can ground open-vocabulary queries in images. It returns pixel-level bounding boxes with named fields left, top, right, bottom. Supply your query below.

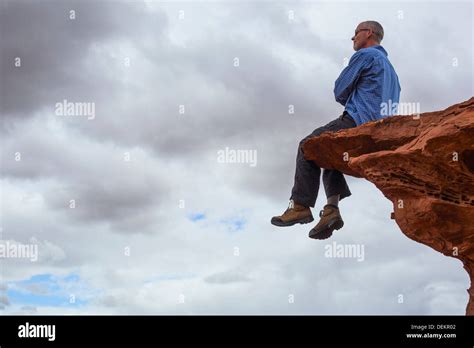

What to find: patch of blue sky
left=6, top=272, right=91, bottom=308
left=220, top=217, right=247, bottom=232
left=188, top=212, right=206, bottom=222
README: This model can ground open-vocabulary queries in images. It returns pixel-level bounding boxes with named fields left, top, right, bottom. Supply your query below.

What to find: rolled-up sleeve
left=334, top=51, right=372, bottom=106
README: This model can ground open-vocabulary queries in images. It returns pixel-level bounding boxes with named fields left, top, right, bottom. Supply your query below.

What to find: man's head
left=351, top=21, right=384, bottom=51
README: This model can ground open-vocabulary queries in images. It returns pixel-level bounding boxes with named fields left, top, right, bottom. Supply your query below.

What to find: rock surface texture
left=303, top=97, right=474, bottom=315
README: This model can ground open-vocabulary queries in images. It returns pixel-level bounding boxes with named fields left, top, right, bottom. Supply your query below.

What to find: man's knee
left=299, top=128, right=325, bottom=149
left=298, top=136, right=313, bottom=151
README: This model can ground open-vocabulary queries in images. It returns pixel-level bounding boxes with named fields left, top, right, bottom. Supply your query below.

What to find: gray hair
left=362, top=21, right=384, bottom=42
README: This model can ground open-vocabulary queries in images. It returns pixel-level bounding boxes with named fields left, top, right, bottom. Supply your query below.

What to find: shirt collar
left=371, top=45, right=388, bottom=56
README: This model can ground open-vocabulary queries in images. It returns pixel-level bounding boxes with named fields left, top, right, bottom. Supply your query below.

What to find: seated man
left=271, top=20, right=401, bottom=240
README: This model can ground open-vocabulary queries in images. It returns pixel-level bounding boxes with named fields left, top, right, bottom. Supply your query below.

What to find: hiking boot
left=308, top=204, right=344, bottom=240
left=271, top=200, right=314, bottom=227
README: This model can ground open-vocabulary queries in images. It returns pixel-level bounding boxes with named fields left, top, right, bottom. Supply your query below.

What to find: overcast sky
left=0, top=0, right=472, bottom=314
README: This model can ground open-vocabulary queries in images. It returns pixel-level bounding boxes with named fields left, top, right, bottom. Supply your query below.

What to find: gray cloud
left=0, top=1, right=168, bottom=122
left=204, top=268, right=253, bottom=284
left=0, top=294, right=10, bottom=306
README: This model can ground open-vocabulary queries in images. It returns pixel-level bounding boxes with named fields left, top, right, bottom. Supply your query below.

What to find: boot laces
left=288, top=199, right=295, bottom=209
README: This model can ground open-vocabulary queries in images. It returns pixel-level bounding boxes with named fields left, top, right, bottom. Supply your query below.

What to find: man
left=271, top=21, right=401, bottom=240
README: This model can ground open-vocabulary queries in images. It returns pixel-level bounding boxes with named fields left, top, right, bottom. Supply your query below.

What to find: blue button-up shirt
left=334, top=45, right=401, bottom=126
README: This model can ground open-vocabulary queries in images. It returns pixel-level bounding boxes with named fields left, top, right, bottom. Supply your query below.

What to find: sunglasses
left=354, top=28, right=371, bottom=36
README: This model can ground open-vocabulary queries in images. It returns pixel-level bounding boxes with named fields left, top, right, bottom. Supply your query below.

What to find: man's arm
left=334, top=50, right=373, bottom=106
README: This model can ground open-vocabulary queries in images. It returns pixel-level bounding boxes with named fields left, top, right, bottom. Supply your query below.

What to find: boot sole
left=271, top=215, right=314, bottom=227
left=308, top=218, right=344, bottom=240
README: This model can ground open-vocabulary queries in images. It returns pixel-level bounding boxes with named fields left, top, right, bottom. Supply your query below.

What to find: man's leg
left=271, top=134, right=317, bottom=227
left=327, top=193, right=340, bottom=207
left=289, top=133, right=322, bottom=208
left=321, top=112, right=357, bottom=205
left=291, top=112, right=356, bottom=207
left=271, top=112, right=357, bottom=227
left=309, top=112, right=357, bottom=239
left=323, top=169, right=351, bottom=206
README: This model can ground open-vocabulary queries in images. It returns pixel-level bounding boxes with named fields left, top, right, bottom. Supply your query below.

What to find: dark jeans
left=290, top=111, right=357, bottom=207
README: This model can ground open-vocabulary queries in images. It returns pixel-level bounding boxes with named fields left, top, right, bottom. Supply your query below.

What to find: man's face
left=351, top=24, right=371, bottom=51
